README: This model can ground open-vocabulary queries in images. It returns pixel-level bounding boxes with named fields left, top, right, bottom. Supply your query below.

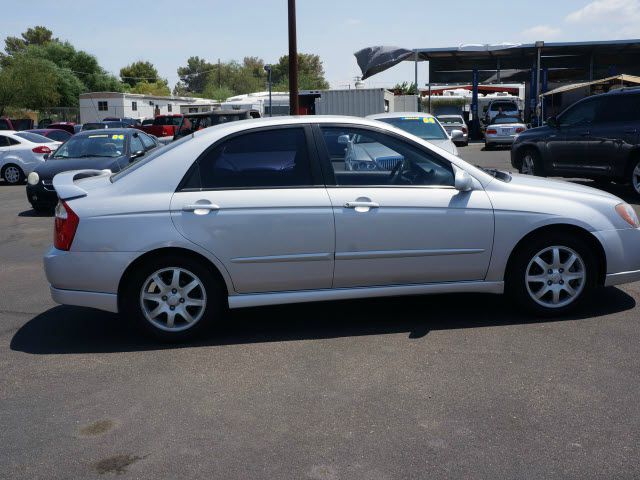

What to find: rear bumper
left=486, top=135, right=516, bottom=145
left=50, top=286, right=118, bottom=313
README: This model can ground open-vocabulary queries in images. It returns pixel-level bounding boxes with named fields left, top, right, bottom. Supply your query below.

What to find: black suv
left=511, top=88, right=640, bottom=195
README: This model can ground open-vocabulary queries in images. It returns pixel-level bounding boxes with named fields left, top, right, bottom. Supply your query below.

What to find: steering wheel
left=389, top=160, right=405, bottom=184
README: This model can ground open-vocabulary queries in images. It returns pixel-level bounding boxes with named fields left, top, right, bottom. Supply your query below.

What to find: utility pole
left=264, top=65, right=273, bottom=117
left=288, top=0, right=299, bottom=115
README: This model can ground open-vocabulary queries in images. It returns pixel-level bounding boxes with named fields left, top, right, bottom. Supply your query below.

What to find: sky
left=3, top=0, right=640, bottom=91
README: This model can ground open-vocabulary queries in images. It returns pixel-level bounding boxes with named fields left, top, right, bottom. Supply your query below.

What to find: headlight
left=615, top=203, right=640, bottom=228
left=27, top=172, right=39, bottom=185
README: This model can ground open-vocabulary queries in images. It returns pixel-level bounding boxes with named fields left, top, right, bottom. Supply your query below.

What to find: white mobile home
left=79, top=92, right=219, bottom=123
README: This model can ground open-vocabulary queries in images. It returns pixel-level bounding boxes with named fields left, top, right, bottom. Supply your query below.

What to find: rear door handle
left=344, top=201, right=380, bottom=209
left=182, top=203, right=221, bottom=213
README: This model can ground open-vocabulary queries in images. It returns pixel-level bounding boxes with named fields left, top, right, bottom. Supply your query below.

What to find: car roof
left=75, top=128, right=135, bottom=137
left=367, top=112, right=435, bottom=119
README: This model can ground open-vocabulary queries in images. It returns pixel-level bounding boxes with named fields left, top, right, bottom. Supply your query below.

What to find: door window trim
left=176, top=124, right=324, bottom=192
left=311, top=123, right=456, bottom=189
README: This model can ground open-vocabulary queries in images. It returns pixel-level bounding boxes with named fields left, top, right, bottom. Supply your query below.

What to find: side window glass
left=0, top=136, right=9, bottom=147
left=559, top=100, right=598, bottom=127
left=198, top=128, right=312, bottom=189
left=130, top=135, right=144, bottom=153
left=595, top=95, right=640, bottom=124
left=319, top=126, right=454, bottom=187
left=140, top=133, right=156, bottom=150
left=8, top=137, right=20, bottom=146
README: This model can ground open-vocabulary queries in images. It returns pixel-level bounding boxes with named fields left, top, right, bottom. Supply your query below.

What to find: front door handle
left=344, top=201, right=380, bottom=209
left=182, top=203, right=221, bottom=214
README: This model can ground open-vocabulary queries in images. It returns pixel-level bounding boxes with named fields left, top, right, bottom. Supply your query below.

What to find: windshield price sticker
left=111, top=134, right=124, bottom=140
left=88, top=134, right=109, bottom=138
left=400, top=116, right=436, bottom=123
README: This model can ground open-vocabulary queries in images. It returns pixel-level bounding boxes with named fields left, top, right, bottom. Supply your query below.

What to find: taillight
left=33, top=145, right=52, bottom=154
left=515, top=127, right=525, bottom=133
left=486, top=129, right=497, bottom=134
left=54, top=201, right=79, bottom=251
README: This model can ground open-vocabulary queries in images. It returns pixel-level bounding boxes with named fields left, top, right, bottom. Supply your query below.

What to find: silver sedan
left=44, top=115, right=640, bottom=341
left=485, top=116, right=527, bottom=148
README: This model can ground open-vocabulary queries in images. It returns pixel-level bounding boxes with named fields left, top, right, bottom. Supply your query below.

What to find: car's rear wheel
left=518, top=149, right=543, bottom=176
left=122, top=255, right=225, bottom=341
left=507, top=233, right=595, bottom=316
left=2, top=164, right=25, bottom=184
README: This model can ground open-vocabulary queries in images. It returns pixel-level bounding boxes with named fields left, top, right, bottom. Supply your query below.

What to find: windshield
left=437, top=116, right=463, bottom=124
left=111, top=134, right=193, bottom=181
left=377, top=116, right=448, bottom=140
left=492, top=116, right=521, bottom=125
left=154, top=116, right=183, bottom=126
left=51, top=133, right=126, bottom=159
left=15, top=132, right=51, bottom=143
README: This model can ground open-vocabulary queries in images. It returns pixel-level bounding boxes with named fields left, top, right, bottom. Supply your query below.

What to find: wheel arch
left=504, top=223, right=607, bottom=286
left=117, top=247, right=231, bottom=312
left=512, top=143, right=542, bottom=170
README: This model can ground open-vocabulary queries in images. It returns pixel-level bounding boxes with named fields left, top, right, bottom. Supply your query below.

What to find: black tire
left=121, top=255, right=226, bottom=342
left=518, top=148, right=544, bottom=176
left=506, top=232, right=596, bottom=317
left=484, top=142, right=492, bottom=150
left=1, top=164, right=25, bottom=184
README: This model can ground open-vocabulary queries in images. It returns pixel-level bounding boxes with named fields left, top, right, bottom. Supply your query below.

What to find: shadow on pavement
left=11, top=287, right=635, bottom=355
left=17, top=209, right=53, bottom=218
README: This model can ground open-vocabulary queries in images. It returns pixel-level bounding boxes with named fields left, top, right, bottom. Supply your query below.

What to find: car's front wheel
left=629, top=157, right=640, bottom=196
left=122, top=255, right=225, bottom=341
left=507, top=233, right=595, bottom=316
left=1, top=164, right=25, bottom=184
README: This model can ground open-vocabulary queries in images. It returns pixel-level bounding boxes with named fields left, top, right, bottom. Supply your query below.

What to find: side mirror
left=450, top=129, right=464, bottom=141
left=43, top=153, right=50, bottom=160
left=454, top=168, right=474, bottom=192
left=337, top=134, right=351, bottom=145
left=130, top=150, right=145, bottom=161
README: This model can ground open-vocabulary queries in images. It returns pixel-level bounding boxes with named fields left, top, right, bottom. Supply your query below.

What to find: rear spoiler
left=52, top=169, right=111, bottom=200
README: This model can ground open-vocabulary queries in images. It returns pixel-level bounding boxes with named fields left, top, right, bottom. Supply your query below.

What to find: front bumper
left=593, top=227, right=640, bottom=287
left=26, top=182, right=58, bottom=209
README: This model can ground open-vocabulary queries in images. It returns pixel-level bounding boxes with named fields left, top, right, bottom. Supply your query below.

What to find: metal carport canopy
left=355, top=40, right=640, bottom=81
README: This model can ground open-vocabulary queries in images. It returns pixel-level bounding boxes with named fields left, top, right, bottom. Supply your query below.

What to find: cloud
left=344, top=18, right=362, bottom=26
left=566, top=0, right=640, bottom=24
left=520, top=25, right=562, bottom=40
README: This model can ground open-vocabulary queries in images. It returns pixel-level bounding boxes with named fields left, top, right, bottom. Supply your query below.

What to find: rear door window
left=559, top=98, right=600, bottom=127
left=595, top=94, right=640, bottom=124
left=195, top=128, right=314, bottom=189
left=130, top=134, right=144, bottom=154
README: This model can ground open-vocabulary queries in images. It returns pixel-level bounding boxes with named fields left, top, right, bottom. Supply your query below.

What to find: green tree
left=202, top=85, right=234, bottom=101
left=177, top=56, right=214, bottom=93
left=0, top=56, right=60, bottom=115
left=271, top=53, right=329, bottom=90
left=3, top=26, right=55, bottom=57
left=391, top=82, right=417, bottom=95
left=128, top=80, right=171, bottom=96
left=120, top=61, right=161, bottom=87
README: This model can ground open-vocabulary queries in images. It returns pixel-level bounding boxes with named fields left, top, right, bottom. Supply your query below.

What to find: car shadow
left=10, top=287, right=635, bottom=355
left=17, top=208, right=53, bottom=217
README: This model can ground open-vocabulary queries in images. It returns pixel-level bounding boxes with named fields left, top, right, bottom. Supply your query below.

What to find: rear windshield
left=490, top=102, right=518, bottom=111
left=153, top=116, right=183, bottom=126
left=111, top=134, right=193, bottom=181
left=492, top=116, right=521, bottom=124
left=437, top=116, right=463, bottom=124
left=15, top=132, right=51, bottom=143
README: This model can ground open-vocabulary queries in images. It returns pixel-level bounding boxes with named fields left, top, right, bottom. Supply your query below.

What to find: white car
left=485, top=116, right=527, bottom=149
left=367, top=112, right=460, bottom=156
left=0, top=131, right=61, bottom=184
left=44, top=116, right=640, bottom=341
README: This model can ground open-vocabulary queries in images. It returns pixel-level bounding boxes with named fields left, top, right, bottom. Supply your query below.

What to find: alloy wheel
left=632, top=163, right=640, bottom=194
left=525, top=246, right=586, bottom=308
left=521, top=154, right=535, bottom=175
left=139, top=267, right=207, bottom=332
left=4, top=166, right=21, bottom=184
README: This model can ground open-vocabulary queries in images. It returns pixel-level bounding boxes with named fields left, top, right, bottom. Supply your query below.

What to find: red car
left=25, top=128, right=73, bottom=143
left=137, top=114, right=183, bottom=139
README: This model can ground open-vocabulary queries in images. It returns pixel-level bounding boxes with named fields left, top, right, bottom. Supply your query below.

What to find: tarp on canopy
left=354, top=46, right=417, bottom=80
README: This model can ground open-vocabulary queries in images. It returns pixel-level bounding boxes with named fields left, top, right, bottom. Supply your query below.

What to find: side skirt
left=228, top=281, right=504, bottom=309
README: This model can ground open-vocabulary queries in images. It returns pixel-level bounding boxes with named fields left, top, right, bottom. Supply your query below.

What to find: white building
left=221, top=91, right=290, bottom=116
left=79, top=92, right=220, bottom=123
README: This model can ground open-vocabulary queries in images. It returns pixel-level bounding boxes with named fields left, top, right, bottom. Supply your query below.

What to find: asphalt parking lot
left=2, top=143, right=640, bottom=479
